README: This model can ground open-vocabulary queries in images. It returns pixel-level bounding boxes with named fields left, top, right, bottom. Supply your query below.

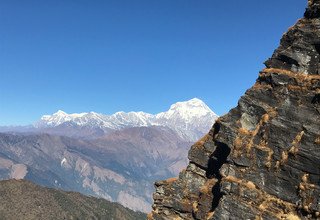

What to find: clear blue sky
left=0, top=0, right=307, bottom=125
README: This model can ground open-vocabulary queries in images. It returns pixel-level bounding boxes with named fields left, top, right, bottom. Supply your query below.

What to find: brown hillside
left=0, top=179, right=146, bottom=220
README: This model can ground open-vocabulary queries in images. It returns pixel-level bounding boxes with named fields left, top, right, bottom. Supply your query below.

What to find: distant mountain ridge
left=35, top=98, right=218, bottom=141
left=0, top=128, right=190, bottom=212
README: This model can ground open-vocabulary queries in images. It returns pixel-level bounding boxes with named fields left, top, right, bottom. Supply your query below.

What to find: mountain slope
left=149, top=1, right=320, bottom=219
left=0, top=179, right=146, bottom=220
left=0, top=129, right=190, bottom=213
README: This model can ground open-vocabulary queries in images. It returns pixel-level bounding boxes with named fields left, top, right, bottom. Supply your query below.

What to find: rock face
left=149, top=2, right=320, bottom=220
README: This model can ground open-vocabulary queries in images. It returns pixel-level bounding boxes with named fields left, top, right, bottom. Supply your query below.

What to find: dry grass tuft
left=284, top=213, right=301, bottom=220
left=289, top=146, right=299, bottom=155
left=166, top=177, right=178, bottom=184
left=262, top=68, right=320, bottom=80
left=224, top=176, right=256, bottom=190
left=239, top=127, right=252, bottom=135
left=253, top=82, right=273, bottom=90
left=192, top=202, right=198, bottom=212
left=234, top=137, right=243, bottom=150
left=281, top=151, right=289, bottom=164
left=206, top=212, right=214, bottom=220
left=299, top=183, right=306, bottom=191
left=200, top=179, right=217, bottom=194
left=147, top=213, right=154, bottom=219
left=199, top=134, right=211, bottom=145
left=261, top=68, right=320, bottom=95
left=292, top=131, right=304, bottom=145
left=302, top=173, right=309, bottom=183
left=246, top=181, right=256, bottom=190
left=261, top=114, right=270, bottom=123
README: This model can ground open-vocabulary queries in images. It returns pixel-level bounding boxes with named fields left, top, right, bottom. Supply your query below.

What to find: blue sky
left=0, top=0, right=307, bottom=125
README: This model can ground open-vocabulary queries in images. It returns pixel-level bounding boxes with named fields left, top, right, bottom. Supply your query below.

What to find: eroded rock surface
left=149, top=1, right=320, bottom=219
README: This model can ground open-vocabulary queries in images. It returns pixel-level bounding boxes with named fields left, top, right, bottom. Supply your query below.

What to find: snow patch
left=60, top=157, right=67, bottom=166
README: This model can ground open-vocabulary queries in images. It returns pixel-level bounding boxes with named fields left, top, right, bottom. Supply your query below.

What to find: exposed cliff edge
left=149, top=1, right=320, bottom=219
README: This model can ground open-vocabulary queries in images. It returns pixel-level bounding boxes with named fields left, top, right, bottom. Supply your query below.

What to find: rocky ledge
left=149, top=1, right=320, bottom=220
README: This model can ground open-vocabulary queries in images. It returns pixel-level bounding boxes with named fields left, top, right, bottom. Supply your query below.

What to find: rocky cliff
left=149, top=1, right=320, bottom=219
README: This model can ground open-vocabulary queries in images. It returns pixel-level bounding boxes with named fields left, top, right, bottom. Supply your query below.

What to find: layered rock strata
left=149, top=1, right=320, bottom=219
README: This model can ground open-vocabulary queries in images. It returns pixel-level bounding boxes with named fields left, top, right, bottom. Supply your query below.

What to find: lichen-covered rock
left=149, top=1, right=320, bottom=219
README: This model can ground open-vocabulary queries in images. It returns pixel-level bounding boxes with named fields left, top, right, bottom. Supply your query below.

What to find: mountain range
left=0, top=98, right=218, bottom=212
left=34, top=98, right=218, bottom=142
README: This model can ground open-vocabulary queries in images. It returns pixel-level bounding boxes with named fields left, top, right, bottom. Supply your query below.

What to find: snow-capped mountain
left=35, top=98, right=218, bottom=141
left=155, top=98, right=218, bottom=141
left=36, top=110, right=155, bottom=130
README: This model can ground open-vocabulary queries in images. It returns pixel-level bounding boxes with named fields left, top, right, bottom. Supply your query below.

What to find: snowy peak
left=53, top=110, right=67, bottom=115
left=39, top=110, right=95, bottom=127
left=109, top=111, right=154, bottom=128
left=157, top=98, right=217, bottom=120
left=35, top=98, right=218, bottom=141
left=155, top=98, right=218, bottom=141
left=170, top=98, right=210, bottom=111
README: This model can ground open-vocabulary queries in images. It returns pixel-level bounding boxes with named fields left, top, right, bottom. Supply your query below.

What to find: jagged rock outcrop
left=149, top=1, right=320, bottom=219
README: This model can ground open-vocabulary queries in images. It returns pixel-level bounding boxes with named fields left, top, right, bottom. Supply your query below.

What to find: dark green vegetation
left=0, top=179, right=146, bottom=220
